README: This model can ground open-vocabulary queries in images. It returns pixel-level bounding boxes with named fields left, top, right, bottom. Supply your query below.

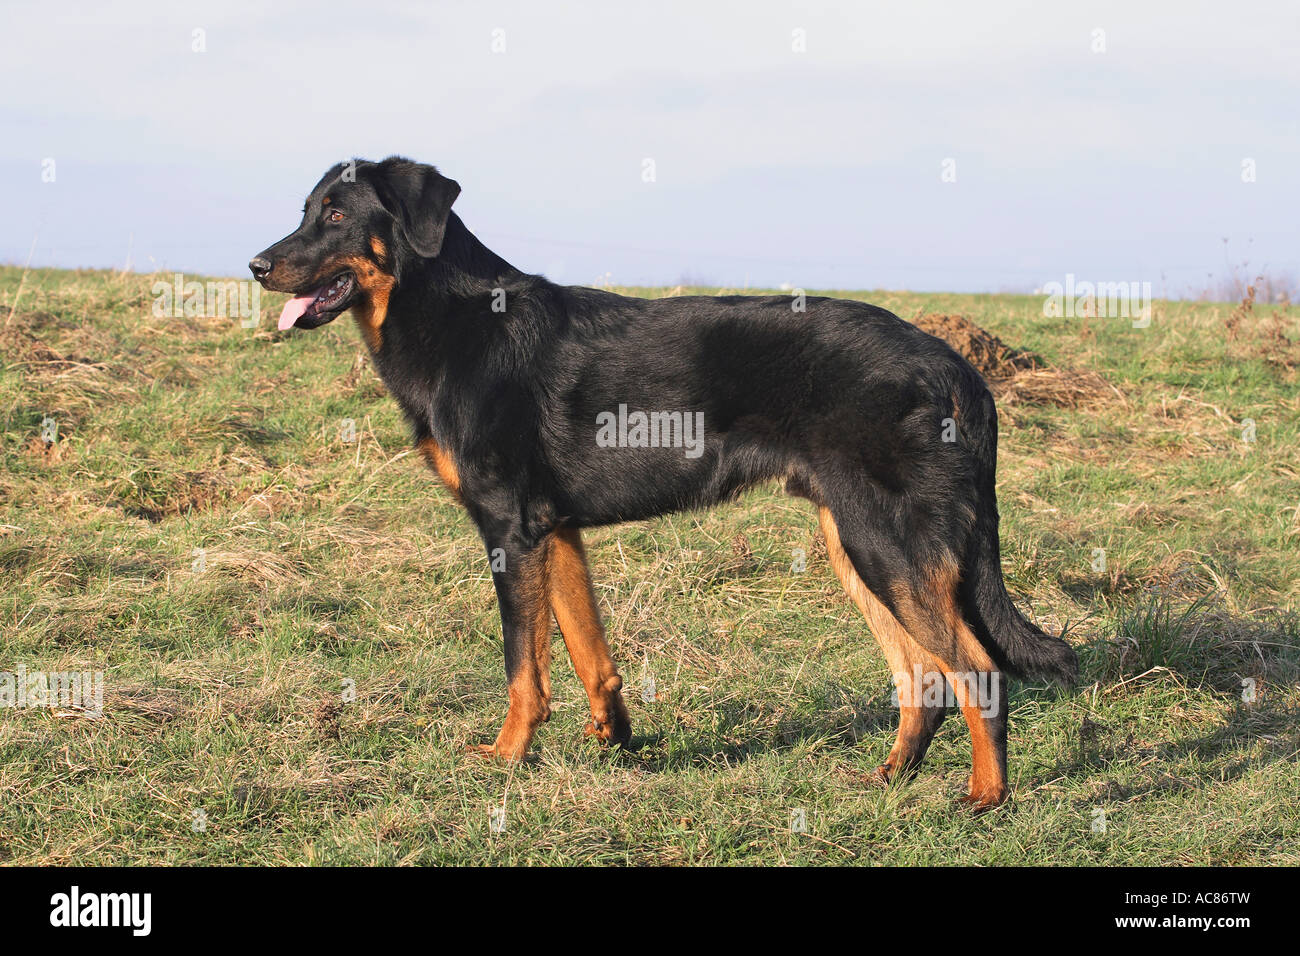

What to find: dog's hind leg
left=887, top=553, right=1009, bottom=809
left=547, top=526, right=632, bottom=747
left=819, top=506, right=1009, bottom=809
left=817, top=508, right=948, bottom=781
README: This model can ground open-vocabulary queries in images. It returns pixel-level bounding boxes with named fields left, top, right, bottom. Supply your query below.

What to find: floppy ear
left=370, top=158, right=461, bottom=258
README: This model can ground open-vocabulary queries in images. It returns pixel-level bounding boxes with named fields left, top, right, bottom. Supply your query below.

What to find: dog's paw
left=956, top=787, right=1009, bottom=813
left=874, top=757, right=924, bottom=786
left=584, top=715, right=633, bottom=749
left=463, top=742, right=528, bottom=763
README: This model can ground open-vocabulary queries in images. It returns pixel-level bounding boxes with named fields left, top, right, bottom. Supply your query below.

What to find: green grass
left=2, top=266, right=1298, bottom=865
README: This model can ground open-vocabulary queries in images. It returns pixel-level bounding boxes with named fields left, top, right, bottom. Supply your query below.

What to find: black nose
left=249, top=256, right=272, bottom=280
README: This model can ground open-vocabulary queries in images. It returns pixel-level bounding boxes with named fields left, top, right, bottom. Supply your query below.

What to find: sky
left=4, top=0, right=1297, bottom=296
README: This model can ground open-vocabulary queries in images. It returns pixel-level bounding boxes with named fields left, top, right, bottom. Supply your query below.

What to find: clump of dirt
left=911, top=313, right=1041, bottom=380
left=313, top=698, right=344, bottom=739
left=912, top=312, right=1118, bottom=409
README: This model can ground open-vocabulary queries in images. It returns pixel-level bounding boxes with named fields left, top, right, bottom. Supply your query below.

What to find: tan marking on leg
left=547, top=526, right=630, bottom=746
left=888, top=555, right=963, bottom=663
left=895, top=557, right=1009, bottom=809
left=948, top=621, right=1008, bottom=809
left=470, top=544, right=553, bottom=762
left=818, top=508, right=1007, bottom=806
left=817, top=508, right=947, bottom=778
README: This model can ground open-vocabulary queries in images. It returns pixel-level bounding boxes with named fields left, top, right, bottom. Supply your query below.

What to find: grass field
left=2, top=265, right=1298, bottom=865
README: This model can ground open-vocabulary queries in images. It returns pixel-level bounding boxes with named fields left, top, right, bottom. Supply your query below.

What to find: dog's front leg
left=548, top=526, right=632, bottom=747
left=470, top=534, right=553, bottom=761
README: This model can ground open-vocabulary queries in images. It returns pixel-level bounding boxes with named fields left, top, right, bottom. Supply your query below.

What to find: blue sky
left=5, top=0, right=1297, bottom=295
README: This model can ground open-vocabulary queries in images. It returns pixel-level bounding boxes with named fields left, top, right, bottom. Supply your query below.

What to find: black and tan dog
left=250, top=156, right=1076, bottom=808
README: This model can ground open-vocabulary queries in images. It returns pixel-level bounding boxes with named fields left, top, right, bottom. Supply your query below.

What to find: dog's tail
left=958, top=379, right=1078, bottom=685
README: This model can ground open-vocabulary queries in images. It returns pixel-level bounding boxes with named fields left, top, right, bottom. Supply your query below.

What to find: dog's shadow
left=612, top=603, right=1299, bottom=805
left=1049, top=604, right=1299, bottom=807
left=613, top=684, right=948, bottom=773
left=1050, top=705, right=1298, bottom=815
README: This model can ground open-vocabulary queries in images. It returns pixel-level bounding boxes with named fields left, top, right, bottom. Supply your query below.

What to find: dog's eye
left=327, top=210, right=344, bottom=223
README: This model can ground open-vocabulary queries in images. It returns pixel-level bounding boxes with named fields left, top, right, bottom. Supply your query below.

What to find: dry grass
left=1, top=267, right=1298, bottom=865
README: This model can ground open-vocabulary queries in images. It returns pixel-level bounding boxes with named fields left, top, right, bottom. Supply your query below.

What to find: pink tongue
left=278, top=287, right=325, bottom=330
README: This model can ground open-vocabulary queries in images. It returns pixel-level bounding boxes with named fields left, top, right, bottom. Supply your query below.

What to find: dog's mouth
left=277, top=272, right=357, bottom=330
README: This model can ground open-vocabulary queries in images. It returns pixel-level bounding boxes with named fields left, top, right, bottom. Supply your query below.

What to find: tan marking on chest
left=417, top=436, right=462, bottom=501
left=330, top=251, right=393, bottom=353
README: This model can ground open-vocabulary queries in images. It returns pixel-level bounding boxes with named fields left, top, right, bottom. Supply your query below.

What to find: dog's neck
left=414, top=212, right=524, bottom=294
left=361, top=212, right=537, bottom=450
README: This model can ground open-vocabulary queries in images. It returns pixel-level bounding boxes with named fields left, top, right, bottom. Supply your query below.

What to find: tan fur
left=819, top=508, right=946, bottom=775
left=470, top=544, right=553, bottom=761
left=817, top=507, right=1007, bottom=808
left=417, top=436, right=462, bottom=501
left=308, top=251, right=394, bottom=352
left=547, top=526, right=629, bottom=743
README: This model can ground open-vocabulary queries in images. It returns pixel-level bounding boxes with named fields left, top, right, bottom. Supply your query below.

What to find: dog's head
left=249, top=157, right=460, bottom=330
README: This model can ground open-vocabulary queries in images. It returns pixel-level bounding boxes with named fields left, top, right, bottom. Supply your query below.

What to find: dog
left=250, top=156, right=1077, bottom=809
